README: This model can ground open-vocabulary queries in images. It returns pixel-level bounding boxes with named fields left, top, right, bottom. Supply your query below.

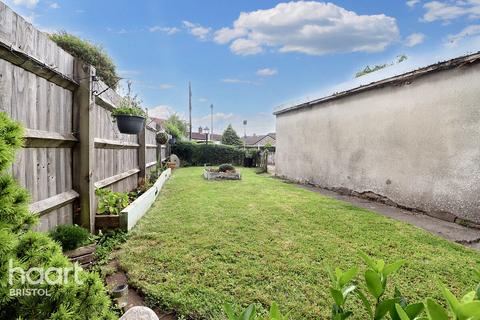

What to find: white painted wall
left=275, top=65, right=480, bottom=224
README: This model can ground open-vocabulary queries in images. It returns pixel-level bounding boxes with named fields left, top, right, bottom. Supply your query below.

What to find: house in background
left=191, top=126, right=222, bottom=144
left=242, top=133, right=276, bottom=149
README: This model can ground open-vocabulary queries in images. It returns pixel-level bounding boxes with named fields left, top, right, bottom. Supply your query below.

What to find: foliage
left=224, top=302, right=288, bottom=320
left=423, top=271, right=480, bottom=320
left=0, top=112, right=115, bottom=319
left=148, top=163, right=166, bottom=185
left=50, top=31, right=119, bottom=89
left=355, top=54, right=408, bottom=78
left=93, top=230, right=129, bottom=269
left=218, top=163, right=235, bottom=172
left=49, top=224, right=92, bottom=251
left=222, top=124, right=243, bottom=146
left=244, top=149, right=261, bottom=168
left=96, top=188, right=130, bottom=215
left=111, top=95, right=146, bottom=118
left=165, top=114, right=188, bottom=139
left=119, top=167, right=479, bottom=319
left=172, top=141, right=245, bottom=166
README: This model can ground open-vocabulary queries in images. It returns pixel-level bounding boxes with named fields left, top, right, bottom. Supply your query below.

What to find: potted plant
left=112, top=95, right=147, bottom=134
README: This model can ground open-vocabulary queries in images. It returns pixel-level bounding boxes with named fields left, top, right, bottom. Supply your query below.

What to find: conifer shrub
left=49, top=224, right=92, bottom=251
left=0, top=112, right=116, bottom=319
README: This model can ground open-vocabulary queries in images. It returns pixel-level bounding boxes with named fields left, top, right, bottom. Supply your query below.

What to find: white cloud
left=13, top=0, right=38, bottom=8
left=198, top=97, right=208, bottom=102
left=159, top=83, right=174, bottom=90
left=230, top=38, right=263, bottom=55
left=445, top=24, right=480, bottom=46
left=149, top=26, right=180, bottom=35
left=256, top=68, right=278, bottom=77
left=422, top=0, right=480, bottom=22
left=107, top=27, right=127, bottom=35
left=183, top=21, right=211, bottom=40
left=407, top=0, right=420, bottom=7
left=405, top=33, right=426, bottom=47
left=49, top=2, right=59, bottom=9
left=221, top=78, right=259, bottom=85
left=148, top=105, right=176, bottom=119
left=213, top=1, right=399, bottom=56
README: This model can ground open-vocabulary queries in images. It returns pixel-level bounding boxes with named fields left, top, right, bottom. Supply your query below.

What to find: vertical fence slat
left=72, top=61, right=95, bottom=231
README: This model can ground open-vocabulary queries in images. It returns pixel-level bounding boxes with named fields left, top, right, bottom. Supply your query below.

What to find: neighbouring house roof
left=150, top=117, right=166, bottom=130
left=242, top=133, right=276, bottom=146
left=274, top=51, right=480, bottom=116
left=191, top=132, right=222, bottom=141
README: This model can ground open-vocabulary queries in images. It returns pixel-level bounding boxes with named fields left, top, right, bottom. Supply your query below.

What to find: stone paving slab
left=298, top=185, right=480, bottom=249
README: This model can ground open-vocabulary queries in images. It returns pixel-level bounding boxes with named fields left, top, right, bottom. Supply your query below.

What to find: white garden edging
left=120, top=168, right=171, bottom=231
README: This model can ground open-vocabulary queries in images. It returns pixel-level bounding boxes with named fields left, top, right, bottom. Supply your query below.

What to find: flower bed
left=95, top=168, right=171, bottom=231
left=203, top=167, right=241, bottom=180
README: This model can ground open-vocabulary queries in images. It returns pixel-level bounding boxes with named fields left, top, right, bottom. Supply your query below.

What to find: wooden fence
left=0, top=2, right=165, bottom=232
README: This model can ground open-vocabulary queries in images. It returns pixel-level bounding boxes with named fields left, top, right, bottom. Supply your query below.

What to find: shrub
left=49, top=224, right=92, bottom=251
left=0, top=112, right=116, bottom=319
left=219, top=164, right=235, bottom=172
left=172, top=141, right=245, bottom=166
left=50, top=31, right=119, bottom=89
left=96, top=188, right=130, bottom=215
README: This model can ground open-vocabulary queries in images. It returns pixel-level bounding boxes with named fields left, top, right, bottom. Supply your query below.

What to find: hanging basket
left=156, top=132, right=169, bottom=144
left=114, top=115, right=145, bottom=134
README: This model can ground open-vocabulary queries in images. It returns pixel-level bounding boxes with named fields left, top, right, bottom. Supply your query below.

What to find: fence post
left=138, top=124, right=147, bottom=185
left=72, top=60, right=95, bottom=232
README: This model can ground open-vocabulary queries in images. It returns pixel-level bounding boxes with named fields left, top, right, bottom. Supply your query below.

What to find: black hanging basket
left=114, top=115, right=145, bottom=134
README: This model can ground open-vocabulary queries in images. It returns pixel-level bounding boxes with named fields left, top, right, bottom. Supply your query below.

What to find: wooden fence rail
left=0, top=2, right=165, bottom=232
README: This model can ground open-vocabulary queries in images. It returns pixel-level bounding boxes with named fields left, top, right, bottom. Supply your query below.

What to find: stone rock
left=170, top=154, right=180, bottom=167
left=119, top=306, right=159, bottom=320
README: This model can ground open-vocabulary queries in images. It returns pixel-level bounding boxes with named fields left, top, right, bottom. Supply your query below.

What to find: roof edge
left=274, top=51, right=480, bottom=116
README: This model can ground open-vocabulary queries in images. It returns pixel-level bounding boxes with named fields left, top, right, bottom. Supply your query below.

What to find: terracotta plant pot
left=114, top=115, right=145, bottom=134
left=167, top=162, right=176, bottom=170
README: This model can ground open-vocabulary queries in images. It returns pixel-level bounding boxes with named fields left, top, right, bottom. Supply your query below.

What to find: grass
left=118, top=167, right=480, bottom=319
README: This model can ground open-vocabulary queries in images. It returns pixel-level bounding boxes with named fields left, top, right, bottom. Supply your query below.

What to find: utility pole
left=243, top=120, right=247, bottom=150
left=188, top=82, right=192, bottom=141
left=210, top=104, right=214, bottom=136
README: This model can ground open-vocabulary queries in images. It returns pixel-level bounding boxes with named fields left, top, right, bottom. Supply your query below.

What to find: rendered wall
left=275, top=65, right=480, bottom=224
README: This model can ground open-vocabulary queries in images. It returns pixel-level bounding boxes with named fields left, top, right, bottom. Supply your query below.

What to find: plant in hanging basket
left=112, top=96, right=147, bottom=134
left=156, top=131, right=169, bottom=144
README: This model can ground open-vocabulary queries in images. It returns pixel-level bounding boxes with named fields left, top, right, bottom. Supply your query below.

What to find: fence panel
left=0, top=2, right=78, bottom=231
left=0, top=2, right=163, bottom=232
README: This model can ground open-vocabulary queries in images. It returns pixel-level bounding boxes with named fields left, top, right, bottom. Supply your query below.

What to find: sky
left=4, top=0, right=480, bottom=135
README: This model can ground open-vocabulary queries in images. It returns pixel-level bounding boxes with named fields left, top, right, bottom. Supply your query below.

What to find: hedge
left=172, top=141, right=245, bottom=166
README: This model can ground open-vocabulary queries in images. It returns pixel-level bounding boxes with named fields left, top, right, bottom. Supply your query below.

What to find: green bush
left=172, top=141, right=245, bottom=166
left=218, top=163, right=235, bottom=172
left=50, top=31, right=119, bottom=89
left=49, top=224, right=92, bottom=251
left=0, top=112, right=116, bottom=319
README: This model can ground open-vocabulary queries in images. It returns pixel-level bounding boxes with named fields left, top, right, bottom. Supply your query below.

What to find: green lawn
left=118, top=167, right=479, bottom=319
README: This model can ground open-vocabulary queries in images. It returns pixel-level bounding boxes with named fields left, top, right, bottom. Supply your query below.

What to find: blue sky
left=5, top=0, right=480, bottom=134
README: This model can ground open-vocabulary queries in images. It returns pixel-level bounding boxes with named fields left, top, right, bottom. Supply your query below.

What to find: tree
left=165, top=114, right=188, bottom=139
left=222, top=124, right=242, bottom=146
